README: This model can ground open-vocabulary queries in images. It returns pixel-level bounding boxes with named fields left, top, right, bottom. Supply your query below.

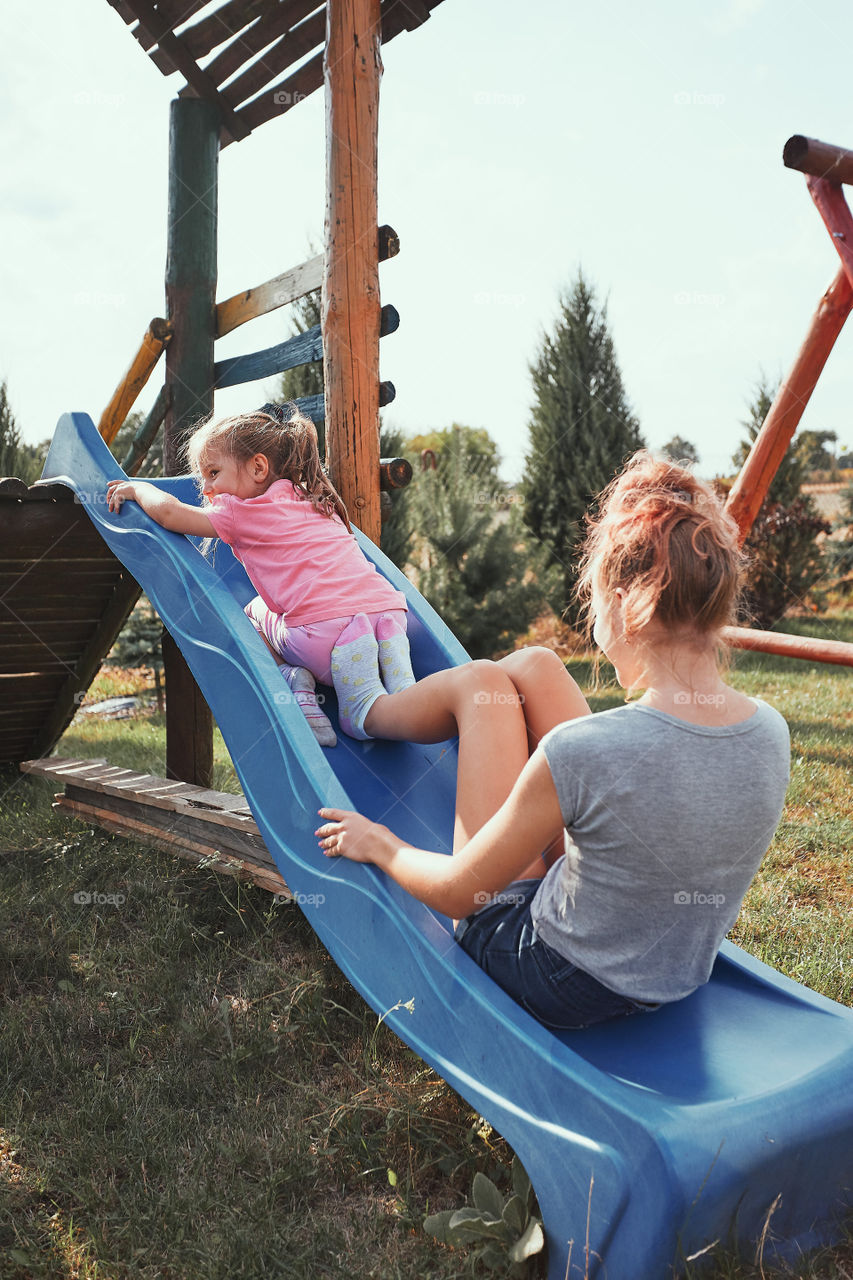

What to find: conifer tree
left=520, top=271, right=644, bottom=615
left=730, top=377, right=829, bottom=626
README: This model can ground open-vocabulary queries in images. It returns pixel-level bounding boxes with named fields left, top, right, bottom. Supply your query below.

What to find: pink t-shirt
left=205, top=479, right=406, bottom=626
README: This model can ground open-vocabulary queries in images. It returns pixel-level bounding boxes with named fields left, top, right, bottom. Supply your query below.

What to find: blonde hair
left=576, top=451, right=745, bottom=644
left=186, top=404, right=350, bottom=528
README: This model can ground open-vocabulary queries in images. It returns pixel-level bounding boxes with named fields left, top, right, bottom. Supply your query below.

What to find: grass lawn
left=1, top=615, right=851, bottom=1279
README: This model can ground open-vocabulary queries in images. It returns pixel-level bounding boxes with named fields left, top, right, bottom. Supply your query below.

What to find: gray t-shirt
left=531, top=698, right=790, bottom=1003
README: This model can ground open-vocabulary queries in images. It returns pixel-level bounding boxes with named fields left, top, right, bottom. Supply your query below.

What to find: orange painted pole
left=724, top=267, right=853, bottom=541
left=98, top=318, right=172, bottom=446
left=723, top=626, right=853, bottom=668
left=322, top=0, right=383, bottom=541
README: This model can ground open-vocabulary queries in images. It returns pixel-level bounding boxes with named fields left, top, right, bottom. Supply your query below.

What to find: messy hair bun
left=575, top=451, right=745, bottom=640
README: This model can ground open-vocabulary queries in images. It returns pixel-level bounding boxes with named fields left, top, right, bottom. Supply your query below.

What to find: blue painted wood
left=291, top=381, right=395, bottom=428
left=40, top=411, right=853, bottom=1280
left=214, top=303, right=400, bottom=390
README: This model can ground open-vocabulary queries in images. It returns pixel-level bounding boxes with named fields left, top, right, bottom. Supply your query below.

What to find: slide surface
left=43, top=412, right=853, bottom=1279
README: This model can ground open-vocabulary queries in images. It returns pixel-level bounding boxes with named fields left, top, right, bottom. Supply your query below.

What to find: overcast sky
left=3, top=0, right=853, bottom=481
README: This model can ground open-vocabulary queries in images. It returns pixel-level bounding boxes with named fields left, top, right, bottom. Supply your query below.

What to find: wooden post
left=163, top=94, right=218, bottom=787
left=322, top=0, right=383, bottom=542
left=164, top=94, right=219, bottom=471
left=724, top=267, right=853, bottom=540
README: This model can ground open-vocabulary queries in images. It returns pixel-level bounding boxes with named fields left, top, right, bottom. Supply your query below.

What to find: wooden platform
left=21, top=756, right=290, bottom=897
left=0, top=479, right=141, bottom=765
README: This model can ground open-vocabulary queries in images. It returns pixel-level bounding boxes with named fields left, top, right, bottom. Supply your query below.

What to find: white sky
left=2, top=0, right=853, bottom=481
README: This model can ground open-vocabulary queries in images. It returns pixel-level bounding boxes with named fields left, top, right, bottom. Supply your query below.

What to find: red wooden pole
left=724, top=267, right=853, bottom=541
left=322, top=0, right=383, bottom=542
left=723, top=626, right=853, bottom=669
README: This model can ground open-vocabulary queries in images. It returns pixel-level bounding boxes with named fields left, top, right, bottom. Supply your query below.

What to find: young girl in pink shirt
left=106, top=404, right=416, bottom=747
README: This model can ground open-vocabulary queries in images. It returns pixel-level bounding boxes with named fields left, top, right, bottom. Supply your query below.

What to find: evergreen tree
left=520, top=271, right=644, bottom=616
left=730, top=377, right=829, bottom=627
left=409, top=427, right=552, bottom=657
left=111, top=598, right=165, bottom=711
left=662, top=435, right=700, bottom=466
left=110, top=409, right=165, bottom=477
left=0, top=381, right=44, bottom=483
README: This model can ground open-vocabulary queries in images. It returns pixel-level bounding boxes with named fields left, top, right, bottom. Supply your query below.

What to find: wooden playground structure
left=0, top=0, right=851, bottom=870
left=0, top=1, right=851, bottom=869
left=2, top=7, right=853, bottom=1277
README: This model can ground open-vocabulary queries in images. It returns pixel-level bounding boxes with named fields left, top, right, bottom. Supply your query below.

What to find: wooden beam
left=164, top=94, right=219, bottom=469
left=121, top=383, right=170, bottom=476
left=121, top=0, right=251, bottom=141
left=162, top=631, right=213, bottom=789
left=218, top=7, right=326, bottom=111
left=323, top=0, right=383, bottom=541
left=215, top=225, right=399, bottom=337
left=723, top=625, right=853, bottom=668
left=379, top=456, right=412, bottom=490
left=217, top=254, right=323, bottom=338
left=783, top=135, right=853, bottom=187
left=805, top=175, right=853, bottom=290
left=213, top=304, right=398, bottom=389
left=201, top=0, right=321, bottom=92
left=163, top=94, right=217, bottom=785
left=724, top=268, right=853, bottom=541
left=98, top=318, right=172, bottom=446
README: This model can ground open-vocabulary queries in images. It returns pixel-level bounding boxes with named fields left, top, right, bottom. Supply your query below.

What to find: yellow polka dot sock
left=375, top=613, right=416, bottom=694
left=330, top=614, right=386, bottom=740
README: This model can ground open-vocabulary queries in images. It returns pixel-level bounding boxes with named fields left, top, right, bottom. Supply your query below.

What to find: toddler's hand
left=106, top=480, right=137, bottom=513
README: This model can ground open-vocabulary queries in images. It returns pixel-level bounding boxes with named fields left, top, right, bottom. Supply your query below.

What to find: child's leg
left=372, top=610, right=415, bottom=694
left=278, top=663, right=337, bottom=748
left=244, top=599, right=337, bottom=746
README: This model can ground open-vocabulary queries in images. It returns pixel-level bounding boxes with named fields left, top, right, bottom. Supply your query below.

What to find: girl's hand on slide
left=106, top=480, right=136, bottom=513
left=316, top=808, right=387, bottom=863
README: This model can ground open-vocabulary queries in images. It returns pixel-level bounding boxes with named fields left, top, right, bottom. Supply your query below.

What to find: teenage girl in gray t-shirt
left=316, top=451, right=791, bottom=1030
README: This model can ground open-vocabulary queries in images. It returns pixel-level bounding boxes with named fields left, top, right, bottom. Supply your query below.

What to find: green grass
left=1, top=616, right=851, bottom=1279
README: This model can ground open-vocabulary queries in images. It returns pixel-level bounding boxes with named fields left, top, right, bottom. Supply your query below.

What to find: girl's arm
left=316, top=747, right=565, bottom=919
left=106, top=480, right=216, bottom=538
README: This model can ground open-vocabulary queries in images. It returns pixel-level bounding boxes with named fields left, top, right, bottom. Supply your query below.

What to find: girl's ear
left=251, top=453, right=270, bottom=483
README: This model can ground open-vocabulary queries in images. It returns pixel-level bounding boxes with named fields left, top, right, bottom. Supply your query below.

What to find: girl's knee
left=463, top=659, right=521, bottom=708
left=500, top=646, right=564, bottom=682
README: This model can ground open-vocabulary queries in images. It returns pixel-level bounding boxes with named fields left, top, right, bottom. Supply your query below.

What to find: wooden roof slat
left=228, top=47, right=322, bottom=139
left=217, top=7, right=325, bottom=109
left=201, top=0, right=319, bottom=90
left=156, top=0, right=278, bottom=65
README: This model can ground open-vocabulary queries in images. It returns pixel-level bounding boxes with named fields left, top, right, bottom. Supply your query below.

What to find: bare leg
left=498, top=647, right=591, bottom=753
left=363, top=661, right=529, bottom=852
left=498, top=647, right=591, bottom=876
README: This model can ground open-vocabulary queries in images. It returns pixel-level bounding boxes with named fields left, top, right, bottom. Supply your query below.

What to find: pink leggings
left=244, top=597, right=407, bottom=685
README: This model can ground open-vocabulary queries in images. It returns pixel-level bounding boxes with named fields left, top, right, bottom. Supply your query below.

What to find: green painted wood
left=163, top=93, right=218, bottom=785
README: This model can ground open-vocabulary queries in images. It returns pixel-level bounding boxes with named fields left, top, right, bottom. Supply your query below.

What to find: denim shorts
left=454, top=880, right=653, bottom=1031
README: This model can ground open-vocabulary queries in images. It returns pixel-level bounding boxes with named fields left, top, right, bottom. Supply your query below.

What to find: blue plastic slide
left=43, top=412, right=853, bottom=1279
